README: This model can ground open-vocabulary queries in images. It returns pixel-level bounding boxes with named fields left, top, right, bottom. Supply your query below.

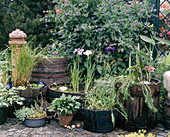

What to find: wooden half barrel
left=163, top=97, right=170, bottom=129
left=17, top=86, right=47, bottom=107
left=117, top=78, right=161, bottom=131
left=30, top=58, right=70, bottom=85
left=83, top=108, right=118, bottom=133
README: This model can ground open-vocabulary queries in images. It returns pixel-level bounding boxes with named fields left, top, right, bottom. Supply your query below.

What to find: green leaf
left=140, top=35, right=155, bottom=45
left=154, top=36, right=170, bottom=45
left=85, top=39, right=90, bottom=47
left=97, top=65, right=102, bottom=74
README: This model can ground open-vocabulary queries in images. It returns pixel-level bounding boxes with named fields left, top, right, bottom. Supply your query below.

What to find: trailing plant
left=48, top=94, right=81, bottom=117
left=116, top=35, right=170, bottom=113
left=0, top=83, right=25, bottom=108
left=85, top=76, right=127, bottom=127
left=43, top=0, right=155, bottom=77
left=15, top=101, right=46, bottom=122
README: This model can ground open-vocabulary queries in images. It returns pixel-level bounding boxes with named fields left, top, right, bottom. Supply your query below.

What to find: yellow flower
left=148, top=24, right=154, bottom=28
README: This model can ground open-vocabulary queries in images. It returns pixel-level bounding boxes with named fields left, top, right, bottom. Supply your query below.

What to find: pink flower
left=145, top=65, right=155, bottom=72
left=167, top=31, right=170, bottom=35
left=160, top=33, right=163, bottom=37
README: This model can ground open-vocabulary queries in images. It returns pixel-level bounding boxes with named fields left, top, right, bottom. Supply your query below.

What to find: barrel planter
left=82, top=108, right=118, bottom=133
left=163, top=97, right=170, bottom=129
left=24, top=116, right=46, bottom=127
left=30, top=57, right=70, bottom=85
left=47, top=83, right=85, bottom=120
left=0, top=107, right=8, bottom=125
left=17, top=86, right=47, bottom=107
left=117, top=78, right=161, bottom=131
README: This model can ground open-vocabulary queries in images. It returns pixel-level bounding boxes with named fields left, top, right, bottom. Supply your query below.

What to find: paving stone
left=13, top=133, right=22, bottom=137
left=0, top=134, right=8, bottom=137
left=7, top=132, right=15, bottom=136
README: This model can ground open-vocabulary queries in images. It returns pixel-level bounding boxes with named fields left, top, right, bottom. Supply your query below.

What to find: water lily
left=59, top=86, right=68, bottom=91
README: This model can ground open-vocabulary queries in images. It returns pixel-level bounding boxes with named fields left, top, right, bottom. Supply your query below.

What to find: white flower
left=141, top=81, right=150, bottom=85
left=59, top=43, right=62, bottom=47
left=59, top=86, right=68, bottom=91
left=73, top=48, right=84, bottom=55
left=83, top=50, right=92, bottom=56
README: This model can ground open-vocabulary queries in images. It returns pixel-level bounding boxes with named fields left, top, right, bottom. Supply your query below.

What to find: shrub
left=0, top=0, right=55, bottom=49
left=44, top=0, right=155, bottom=77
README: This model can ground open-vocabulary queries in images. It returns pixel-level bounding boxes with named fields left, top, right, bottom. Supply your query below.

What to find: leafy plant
left=43, top=0, right=155, bottom=77
left=0, top=83, right=25, bottom=108
left=15, top=101, right=46, bottom=122
left=85, top=76, right=127, bottom=127
left=48, top=94, right=81, bottom=117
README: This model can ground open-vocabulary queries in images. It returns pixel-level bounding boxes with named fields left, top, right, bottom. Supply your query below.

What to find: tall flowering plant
left=70, top=48, right=84, bottom=93
left=43, top=0, right=155, bottom=77
left=83, top=50, right=95, bottom=93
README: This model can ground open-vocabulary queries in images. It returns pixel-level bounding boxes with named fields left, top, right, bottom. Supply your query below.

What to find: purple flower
left=121, top=19, right=125, bottom=21
left=73, top=48, right=84, bottom=55
left=40, top=18, right=42, bottom=22
left=105, top=46, right=115, bottom=54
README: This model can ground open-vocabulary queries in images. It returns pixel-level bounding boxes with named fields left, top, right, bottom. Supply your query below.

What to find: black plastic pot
left=0, top=107, right=8, bottom=125
left=24, top=117, right=46, bottom=127
left=83, top=108, right=118, bottom=133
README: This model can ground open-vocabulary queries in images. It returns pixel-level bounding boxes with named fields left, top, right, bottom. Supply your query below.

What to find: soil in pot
left=117, top=78, right=161, bottom=131
left=24, top=116, right=46, bottom=128
left=58, top=113, right=74, bottom=126
left=0, top=107, right=8, bottom=125
left=83, top=108, right=118, bottom=133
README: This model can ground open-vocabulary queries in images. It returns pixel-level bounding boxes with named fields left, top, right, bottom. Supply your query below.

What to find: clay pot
left=58, top=113, right=74, bottom=126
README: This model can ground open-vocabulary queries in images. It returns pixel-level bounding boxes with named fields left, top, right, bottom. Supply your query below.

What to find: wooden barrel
left=164, top=97, right=170, bottom=129
left=17, top=86, right=47, bottom=107
left=30, top=58, right=70, bottom=85
left=117, top=78, right=161, bottom=131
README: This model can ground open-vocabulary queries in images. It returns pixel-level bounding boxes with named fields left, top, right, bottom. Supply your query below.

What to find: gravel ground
left=0, top=118, right=169, bottom=137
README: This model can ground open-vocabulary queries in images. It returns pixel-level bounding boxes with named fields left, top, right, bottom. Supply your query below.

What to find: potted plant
left=0, top=83, right=25, bottom=124
left=48, top=93, right=81, bottom=126
left=7, top=43, right=48, bottom=106
left=15, top=101, right=47, bottom=127
left=83, top=76, right=127, bottom=133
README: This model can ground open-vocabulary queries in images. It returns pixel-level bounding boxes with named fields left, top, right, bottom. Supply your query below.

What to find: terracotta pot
left=58, top=113, right=74, bottom=126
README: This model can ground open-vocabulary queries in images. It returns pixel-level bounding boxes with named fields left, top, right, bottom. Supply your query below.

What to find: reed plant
left=11, top=42, right=45, bottom=87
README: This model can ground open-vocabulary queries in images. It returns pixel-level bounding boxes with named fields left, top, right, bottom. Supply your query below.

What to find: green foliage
left=11, top=42, right=45, bottom=87
left=116, top=43, right=159, bottom=113
left=0, top=83, right=25, bottom=108
left=0, top=0, right=55, bottom=48
left=44, top=0, right=154, bottom=76
left=48, top=94, right=81, bottom=117
left=85, top=76, right=128, bottom=126
left=16, top=84, right=44, bottom=90
left=15, top=101, right=46, bottom=122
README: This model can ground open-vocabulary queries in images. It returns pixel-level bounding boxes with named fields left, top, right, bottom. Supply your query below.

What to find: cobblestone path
left=0, top=118, right=169, bottom=137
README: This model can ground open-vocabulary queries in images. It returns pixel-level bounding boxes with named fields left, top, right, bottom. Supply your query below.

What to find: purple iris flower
left=105, top=46, right=115, bottom=54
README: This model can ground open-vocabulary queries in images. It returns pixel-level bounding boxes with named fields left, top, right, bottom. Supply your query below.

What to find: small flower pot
left=24, top=116, right=46, bottom=128
left=58, top=113, right=74, bottom=126
left=0, top=107, right=8, bottom=125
